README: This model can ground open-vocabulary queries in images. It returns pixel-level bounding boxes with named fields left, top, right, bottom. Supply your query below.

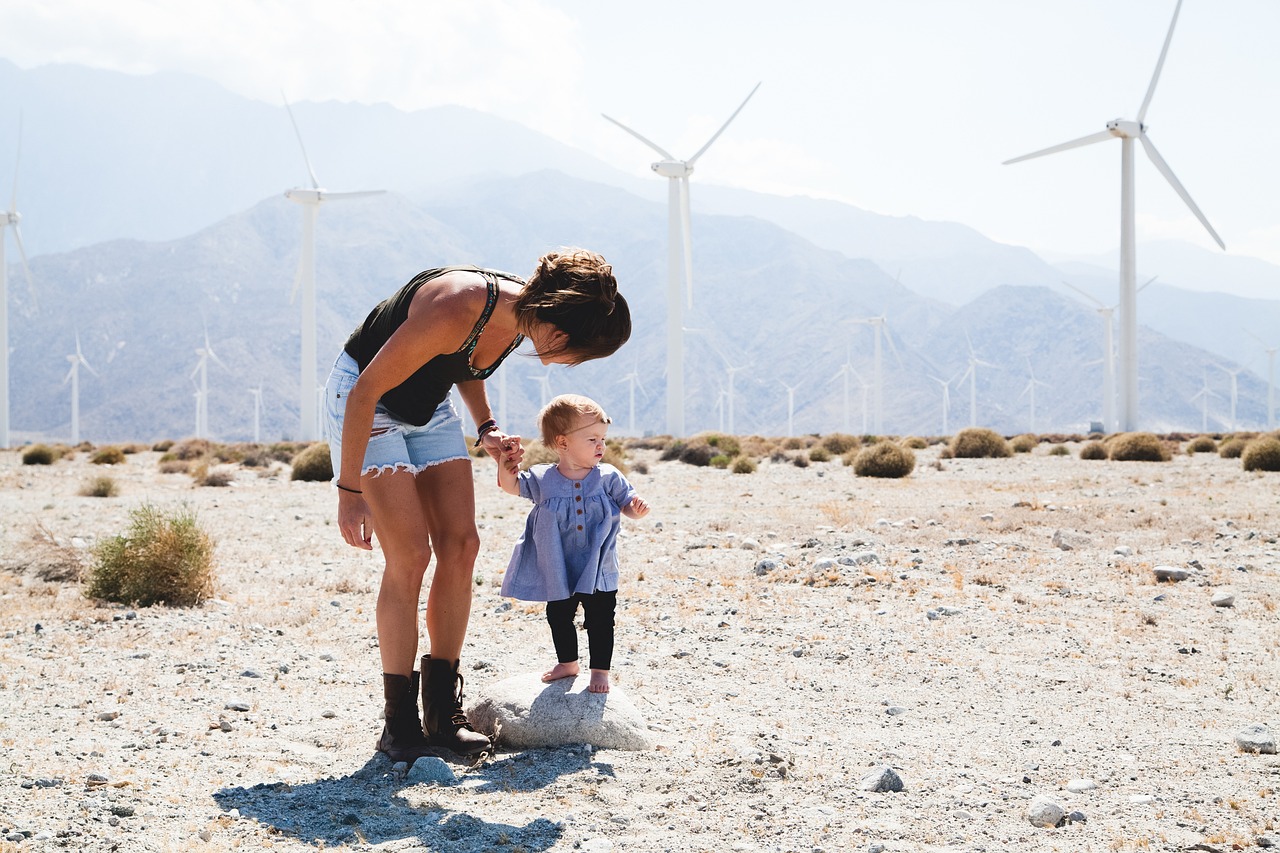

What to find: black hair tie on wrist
left=335, top=483, right=363, bottom=494
left=474, top=420, right=500, bottom=447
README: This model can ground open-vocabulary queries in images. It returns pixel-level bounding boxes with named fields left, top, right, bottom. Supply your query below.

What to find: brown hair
left=515, top=248, right=631, bottom=365
left=538, top=394, right=611, bottom=447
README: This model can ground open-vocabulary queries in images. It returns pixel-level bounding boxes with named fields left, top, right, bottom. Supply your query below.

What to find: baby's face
left=558, top=414, right=608, bottom=470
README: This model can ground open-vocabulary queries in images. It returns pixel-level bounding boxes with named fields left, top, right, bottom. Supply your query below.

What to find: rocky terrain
left=1, top=441, right=1278, bottom=852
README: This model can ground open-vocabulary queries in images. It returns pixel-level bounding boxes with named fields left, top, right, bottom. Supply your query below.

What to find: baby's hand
left=626, top=496, right=650, bottom=518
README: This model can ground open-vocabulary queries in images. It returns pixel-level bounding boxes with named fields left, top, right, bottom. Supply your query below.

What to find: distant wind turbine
left=190, top=327, right=227, bottom=439
left=928, top=374, right=955, bottom=436
left=1019, top=358, right=1051, bottom=434
left=958, top=333, right=999, bottom=428
left=1062, top=275, right=1157, bottom=433
left=831, top=351, right=867, bottom=435
left=618, top=366, right=650, bottom=436
left=853, top=314, right=902, bottom=434
left=1216, top=365, right=1242, bottom=432
left=62, top=332, right=98, bottom=445
left=1005, top=0, right=1223, bottom=432
left=283, top=96, right=385, bottom=441
left=603, top=82, right=761, bottom=438
left=1189, top=372, right=1220, bottom=432
left=2, top=114, right=36, bottom=449
left=1246, top=329, right=1277, bottom=430
left=779, top=379, right=801, bottom=438
left=531, top=370, right=553, bottom=411
left=248, top=386, right=263, bottom=443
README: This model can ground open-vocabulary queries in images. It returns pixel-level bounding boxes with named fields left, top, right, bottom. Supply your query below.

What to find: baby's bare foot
left=588, top=669, right=610, bottom=693
left=542, top=662, right=579, bottom=683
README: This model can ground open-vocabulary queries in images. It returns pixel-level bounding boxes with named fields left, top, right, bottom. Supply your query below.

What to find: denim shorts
left=324, top=351, right=470, bottom=478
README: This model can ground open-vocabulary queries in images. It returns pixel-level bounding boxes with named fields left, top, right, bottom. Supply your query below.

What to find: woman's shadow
left=213, top=747, right=585, bottom=850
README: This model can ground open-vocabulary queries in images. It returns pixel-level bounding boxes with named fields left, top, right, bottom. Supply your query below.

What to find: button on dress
left=501, top=463, right=637, bottom=602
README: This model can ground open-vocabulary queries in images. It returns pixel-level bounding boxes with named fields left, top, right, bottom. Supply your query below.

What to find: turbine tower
left=283, top=98, right=384, bottom=441
left=1019, top=358, right=1051, bottom=434
left=2, top=115, right=36, bottom=449
left=779, top=379, right=801, bottom=438
left=1004, top=0, right=1223, bottom=432
left=1189, top=372, right=1219, bottom=432
left=248, top=386, right=263, bottom=443
left=958, top=333, right=998, bottom=428
left=831, top=352, right=866, bottom=435
left=190, top=327, right=227, bottom=440
left=1062, top=276, right=1157, bottom=433
left=928, top=374, right=954, bottom=436
left=618, top=367, right=649, bottom=436
left=1217, top=365, right=1242, bottom=432
left=853, top=314, right=901, bottom=434
left=1246, top=330, right=1277, bottom=430
left=62, top=332, right=98, bottom=445
left=603, top=82, right=761, bottom=438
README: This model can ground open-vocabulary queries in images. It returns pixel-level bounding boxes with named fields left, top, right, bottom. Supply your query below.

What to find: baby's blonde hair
left=538, top=394, right=611, bottom=446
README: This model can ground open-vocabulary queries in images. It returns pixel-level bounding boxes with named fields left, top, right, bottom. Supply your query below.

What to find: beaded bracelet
left=473, top=420, right=500, bottom=447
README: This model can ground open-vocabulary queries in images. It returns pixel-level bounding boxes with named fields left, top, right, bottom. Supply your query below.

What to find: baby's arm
left=496, top=447, right=521, bottom=496
left=622, top=495, right=650, bottom=519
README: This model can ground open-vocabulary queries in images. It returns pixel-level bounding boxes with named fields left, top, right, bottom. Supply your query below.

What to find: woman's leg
left=414, top=459, right=481, bottom=660
left=362, top=469, right=433, bottom=676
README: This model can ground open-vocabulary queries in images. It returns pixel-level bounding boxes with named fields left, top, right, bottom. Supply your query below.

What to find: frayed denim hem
left=360, top=455, right=471, bottom=478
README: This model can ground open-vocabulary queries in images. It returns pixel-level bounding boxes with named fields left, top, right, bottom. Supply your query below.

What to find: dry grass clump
left=820, top=433, right=860, bottom=454
left=1218, top=437, right=1249, bottom=459
left=1, top=524, right=85, bottom=582
left=950, top=428, right=1011, bottom=458
left=603, top=440, right=629, bottom=474
left=808, top=446, right=832, bottom=463
left=22, top=444, right=57, bottom=465
left=901, top=436, right=929, bottom=450
left=195, top=467, right=234, bottom=488
left=80, top=476, right=119, bottom=498
left=1048, top=445, right=1070, bottom=457
left=85, top=503, right=215, bottom=607
left=120, top=443, right=149, bottom=455
left=1010, top=434, right=1038, bottom=454
left=290, top=442, right=334, bottom=482
left=1186, top=435, right=1218, bottom=455
left=1108, top=432, right=1170, bottom=462
left=171, top=438, right=212, bottom=461
left=91, top=446, right=126, bottom=465
left=852, top=441, right=916, bottom=478
left=158, top=459, right=190, bottom=474
left=732, top=457, right=757, bottom=474
left=1241, top=436, right=1280, bottom=472
left=152, top=439, right=175, bottom=452
left=1080, top=441, right=1109, bottom=460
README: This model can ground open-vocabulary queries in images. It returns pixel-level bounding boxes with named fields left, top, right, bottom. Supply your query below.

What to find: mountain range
left=2, top=60, right=1277, bottom=442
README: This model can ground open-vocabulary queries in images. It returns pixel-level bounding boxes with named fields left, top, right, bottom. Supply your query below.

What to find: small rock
left=1027, top=795, right=1065, bottom=827
left=1052, top=529, right=1089, bottom=551
left=740, top=538, right=760, bottom=551
left=1066, top=810, right=1087, bottom=824
left=198, top=829, right=213, bottom=842
left=1210, top=591, right=1236, bottom=608
left=935, top=606, right=962, bottom=616
left=868, top=845, right=886, bottom=853
left=1066, top=778, right=1097, bottom=793
left=1113, top=545, right=1134, bottom=556
left=753, top=559, right=779, bottom=576
left=110, top=805, right=135, bottom=818
left=1128, top=794, right=1156, bottom=804
left=321, top=710, right=336, bottom=718
left=96, top=711, right=120, bottom=722
left=224, top=701, right=251, bottom=712
left=841, top=552, right=881, bottom=566
left=405, top=757, right=457, bottom=786
left=859, top=766, right=905, bottom=793
left=1256, top=834, right=1277, bottom=848
left=1235, top=724, right=1277, bottom=754
left=1154, top=565, right=1191, bottom=582
left=885, top=706, right=907, bottom=716
left=240, top=670, right=262, bottom=678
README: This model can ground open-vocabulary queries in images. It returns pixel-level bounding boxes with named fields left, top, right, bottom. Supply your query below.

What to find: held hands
left=337, top=490, right=374, bottom=550
left=624, top=495, right=650, bottom=519
left=482, top=430, right=523, bottom=469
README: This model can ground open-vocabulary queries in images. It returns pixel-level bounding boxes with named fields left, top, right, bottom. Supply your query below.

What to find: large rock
left=466, top=672, right=653, bottom=751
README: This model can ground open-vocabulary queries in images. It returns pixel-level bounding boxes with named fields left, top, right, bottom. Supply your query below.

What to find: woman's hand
left=337, top=490, right=374, bottom=550
left=482, top=430, right=523, bottom=466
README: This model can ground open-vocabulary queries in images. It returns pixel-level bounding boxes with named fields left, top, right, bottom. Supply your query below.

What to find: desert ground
left=1, top=438, right=1278, bottom=853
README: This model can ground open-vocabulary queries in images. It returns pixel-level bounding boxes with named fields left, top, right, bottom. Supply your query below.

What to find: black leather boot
left=421, top=655, right=491, bottom=755
left=375, top=671, right=433, bottom=764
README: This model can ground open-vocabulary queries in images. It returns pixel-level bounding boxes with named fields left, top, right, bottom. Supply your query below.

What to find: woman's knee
left=382, top=541, right=433, bottom=580
left=432, top=527, right=480, bottom=568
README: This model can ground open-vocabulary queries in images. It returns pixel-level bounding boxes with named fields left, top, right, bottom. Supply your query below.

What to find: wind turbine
left=282, top=97, right=385, bottom=441
left=1246, top=329, right=1277, bottom=430
left=831, top=351, right=866, bottom=435
left=1189, top=372, right=1220, bottom=432
left=248, top=386, right=263, bottom=443
left=2, top=114, right=36, bottom=449
left=603, top=82, right=761, bottom=438
left=852, top=314, right=902, bottom=434
left=1004, top=0, right=1223, bottom=432
left=1062, top=275, right=1157, bottom=433
left=958, top=333, right=999, bottom=428
left=190, top=327, right=227, bottom=440
left=927, top=374, right=955, bottom=436
left=618, top=366, right=650, bottom=436
left=1019, top=358, right=1051, bottom=434
left=779, top=379, right=801, bottom=438
left=62, top=332, right=98, bottom=445
left=1216, top=365, right=1242, bottom=432
left=531, top=370, right=553, bottom=411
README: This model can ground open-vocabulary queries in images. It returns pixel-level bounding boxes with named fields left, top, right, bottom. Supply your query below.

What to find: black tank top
left=343, top=266, right=525, bottom=426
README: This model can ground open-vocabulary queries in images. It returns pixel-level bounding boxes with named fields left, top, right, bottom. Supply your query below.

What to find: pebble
left=841, top=552, right=880, bottom=566
left=110, top=805, right=135, bottom=817
left=1257, top=834, right=1278, bottom=848
left=224, top=701, right=251, bottom=712
left=1114, top=545, right=1134, bottom=556
left=1066, top=810, right=1087, bottom=824
left=1066, top=778, right=1097, bottom=793
left=753, top=559, right=779, bottom=576
left=96, top=711, right=120, bottom=721
left=1128, top=794, right=1156, bottom=804
left=321, top=710, right=336, bottom=718
left=740, top=539, right=761, bottom=551
left=1026, top=795, right=1065, bottom=827
left=885, top=706, right=907, bottom=716
left=1235, top=724, right=1277, bottom=754
left=1153, top=565, right=1191, bottom=582
left=859, top=766, right=905, bottom=793
left=813, top=558, right=839, bottom=572
left=979, top=513, right=994, bottom=522
left=405, top=757, right=457, bottom=786
left=1211, top=591, right=1236, bottom=608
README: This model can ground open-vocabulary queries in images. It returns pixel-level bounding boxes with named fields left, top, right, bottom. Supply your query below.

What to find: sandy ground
left=1, top=441, right=1278, bottom=853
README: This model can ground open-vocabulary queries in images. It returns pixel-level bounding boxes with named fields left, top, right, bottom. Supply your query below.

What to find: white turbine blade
left=882, top=320, right=905, bottom=365
left=1139, top=134, right=1225, bottom=249
left=62, top=362, right=76, bottom=385
left=1137, top=0, right=1184, bottom=124
left=13, top=224, right=37, bottom=309
left=190, top=359, right=204, bottom=381
left=680, top=176, right=693, bottom=309
left=1061, top=279, right=1105, bottom=308
left=601, top=114, right=675, bottom=160
left=80, top=353, right=100, bottom=378
left=282, top=95, right=321, bottom=189
left=1138, top=274, right=1159, bottom=293
left=9, top=112, right=21, bottom=210
left=688, top=81, right=761, bottom=165
left=1003, top=130, right=1114, bottom=165
left=322, top=190, right=386, bottom=201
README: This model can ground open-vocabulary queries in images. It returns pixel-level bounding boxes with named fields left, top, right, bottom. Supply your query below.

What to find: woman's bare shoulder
left=406, top=269, right=488, bottom=326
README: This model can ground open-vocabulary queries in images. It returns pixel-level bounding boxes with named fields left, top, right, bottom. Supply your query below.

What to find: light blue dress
left=501, top=463, right=637, bottom=602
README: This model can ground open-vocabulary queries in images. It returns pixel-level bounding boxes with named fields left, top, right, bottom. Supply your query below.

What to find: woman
left=325, top=248, right=630, bottom=761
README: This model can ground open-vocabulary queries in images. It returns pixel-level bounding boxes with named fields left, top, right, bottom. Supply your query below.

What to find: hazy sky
left=2, top=0, right=1278, bottom=264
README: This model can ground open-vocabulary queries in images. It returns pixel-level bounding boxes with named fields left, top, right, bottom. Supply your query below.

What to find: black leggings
left=546, top=590, right=617, bottom=671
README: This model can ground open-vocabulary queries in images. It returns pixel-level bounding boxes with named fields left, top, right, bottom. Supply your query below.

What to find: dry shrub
left=625, top=435, right=670, bottom=451
left=901, top=436, right=928, bottom=450
left=853, top=441, right=916, bottom=478
left=239, top=446, right=273, bottom=468
left=697, top=433, right=741, bottom=457
left=678, top=441, right=716, bottom=467
left=158, top=459, right=191, bottom=474
left=1, top=524, right=85, bottom=582
left=120, top=443, right=148, bottom=455
left=1218, top=438, right=1248, bottom=459
left=1080, top=441, right=1108, bottom=460
left=732, top=456, right=757, bottom=474
left=950, top=428, right=1011, bottom=459
left=22, top=444, right=56, bottom=465
left=808, top=446, right=832, bottom=462
left=1048, top=445, right=1070, bottom=457
left=659, top=439, right=685, bottom=462
left=520, top=440, right=559, bottom=469
left=1186, top=435, right=1218, bottom=455
left=1109, top=432, right=1170, bottom=462
left=709, top=454, right=732, bottom=469
left=783, top=437, right=805, bottom=451
left=85, top=504, right=215, bottom=607
left=791, top=453, right=810, bottom=468
left=268, top=442, right=309, bottom=463
left=152, top=439, right=175, bottom=452
left=80, top=476, right=119, bottom=498
left=603, top=439, right=629, bottom=474
left=197, top=468, right=234, bottom=488
left=91, top=446, right=126, bottom=465
left=171, top=438, right=211, bottom=461
left=1010, top=434, right=1038, bottom=454
left=290, top=442, right=334, bottom=482
left=1241, top=436, right=1280, bottom=472
left=820, top=433, right=860, bottom=455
